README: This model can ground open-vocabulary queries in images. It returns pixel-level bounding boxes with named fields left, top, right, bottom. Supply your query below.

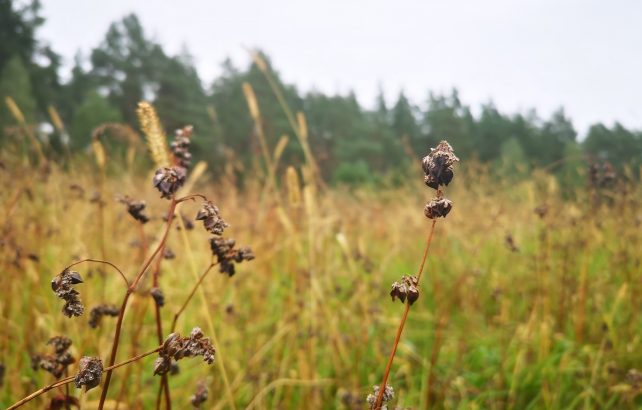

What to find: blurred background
left=2, top=0, right=642, bottom=179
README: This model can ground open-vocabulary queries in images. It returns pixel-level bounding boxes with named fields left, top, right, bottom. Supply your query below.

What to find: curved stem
left=7, top=347, right=161, bottom=410
left=176, top=193, right=207, bottom=204
left=63, top=258, right=129, bottom=287
left=373, top=220, right=437, bottom=409
left=170, top=263, right=216, bottom=333
left=98, top=198, right=177, bottom=410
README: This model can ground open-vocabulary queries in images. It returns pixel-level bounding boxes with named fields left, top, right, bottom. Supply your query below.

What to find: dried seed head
left=153, top=166, right=186, bottom=199
left=74, top=356, right=103, bottom=391
left=627, top=369, right=642, bottom=388
left=33, top=337, right=75, bottom=378
left=151, top=287, right=165, bottom=307
left=171, top=125, right=193, bottom=169
left=424, top=197, right=453, bottom=219
left=163, top=247, right=176, bottom=260
left=154, top=328, right=216, bottom=376
left=88, top=304, right=119, bottom=328
left=366, top=384, right=394, bottom=410
left=46, top=395, right=80, bottom=410
left=190, top=381, right=209, bottom=408
left=390, top=275, right=420, bottom=306
left=195, top=201, right=229, bottom=236
left=118, top=196, right=150, bottom=224
left=422, top=141, right=459, bottom=190
left=210, top=238, right=255, bottom=277
left=534, top=204, right=548, bottom=219
left=47, top=336, right=72, bottom=354
left=51, top=270, right=84, bottom=317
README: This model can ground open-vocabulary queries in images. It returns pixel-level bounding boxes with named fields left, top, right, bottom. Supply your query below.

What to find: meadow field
left=0, top=106, right=641, bottom=409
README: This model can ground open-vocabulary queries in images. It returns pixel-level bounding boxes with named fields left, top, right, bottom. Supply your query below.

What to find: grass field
left=0, top=123, right=641, bottom=409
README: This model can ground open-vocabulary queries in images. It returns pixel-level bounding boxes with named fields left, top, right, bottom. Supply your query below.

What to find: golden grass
left=0, top=148, right=640, bottom=409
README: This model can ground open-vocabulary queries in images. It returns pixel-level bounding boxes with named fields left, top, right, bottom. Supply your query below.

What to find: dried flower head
left=51, top=269, right=84, bottom=317
left=32, top=336, right=75, bottom=378
left=74, top=356, right=103, bottom=391
left=424, top=197, right=453, bottom=219
left=88, top=304, right=119, bottom=328
left=118, top=196, right=150, bottom=224
left=163, top=247, right=176, bottom=260
left=190, top=381, right=209, bottom=408
left=422, top=141, right=459, bottom=190
left=390, top=275, right=420, bottom=305
left=151, top=287, right=165, bottom=307
left=154, top=328, right=216, bottom=376
left=209, top=238, right=255, bottom=277
left=366, top=384, right=394, bottom=410
left=195, top=201, right=229, bottom=235
left=153, top=166, right=186, bottom=199
left=171, top=125, right=193, bottom=169
left=46, top=395, right=80, bottom=410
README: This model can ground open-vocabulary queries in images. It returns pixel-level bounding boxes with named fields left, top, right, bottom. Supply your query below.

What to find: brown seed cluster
left=153, top=166, right=186, bottom=199
left=88, top=304, right=120, bottom=328
left=190, top=381, right=209, bottom=408
left=422, top=141, right=459, bottom=190
left=171, top=125, right=193, bottom=169
left=31, top=336, right=75, bottom=379
left=424, top=197, right=453, bottom=219
left=74, top=356, right=103, bottom=391
left=195, top=201, right=254, bottom=277
left=589, top=160, right=616, bottom=188
left=390, top=275, right=420, bottom=305
left=209, top=238, right=255, bottom=277
left=118, top=196, right=150, bottom=224
left=366, top=384, right=394, bottom=410
left=51, top=269, right=84, bottom=317
left=196, top=201, right=229, bottom=236
left=153, top=328, right=216, bottom=376
left=421, top=141, right=458, bottom=220
left=150, top=287, right=165, bottom=307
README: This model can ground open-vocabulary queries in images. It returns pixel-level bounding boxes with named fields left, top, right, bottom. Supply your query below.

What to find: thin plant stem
left=63, top=258, right=129, bottom=287
left=170, top=262, right=216, bottom=332
left=151, top=229, right=171, bottom=410
left=7, top=347, right=161, bottom=410
left=373, top=220, right=437, bottom=409
left=98, top=197, right=177, bottom=410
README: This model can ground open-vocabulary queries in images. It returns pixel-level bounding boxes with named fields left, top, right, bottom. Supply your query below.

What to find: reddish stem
left=97, top=198, right=177, bottom=410
left=373, top=220, right=437, bottom=409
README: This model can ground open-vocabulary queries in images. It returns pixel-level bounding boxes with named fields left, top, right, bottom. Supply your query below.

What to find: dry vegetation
left=1, top=103, right=641, bottom=409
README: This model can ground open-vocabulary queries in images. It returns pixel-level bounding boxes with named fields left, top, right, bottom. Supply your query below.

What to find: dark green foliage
left=1, top=5, right=641, bottom=185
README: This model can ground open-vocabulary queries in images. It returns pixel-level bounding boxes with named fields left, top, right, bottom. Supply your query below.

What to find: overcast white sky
left=39, top=0, right=642, bottom=136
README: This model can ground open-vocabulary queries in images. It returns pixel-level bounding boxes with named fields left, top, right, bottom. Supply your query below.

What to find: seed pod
left=153, top=166, right=186, bottom=199
left=422, top=141, right=459, bottom=190
left=74, top=356, right=103, bottom=391
left=424, top=197, right=453, bottom=219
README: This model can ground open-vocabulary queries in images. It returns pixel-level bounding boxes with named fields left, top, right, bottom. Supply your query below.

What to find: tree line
left=2, top=1, right=641, bottom=184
